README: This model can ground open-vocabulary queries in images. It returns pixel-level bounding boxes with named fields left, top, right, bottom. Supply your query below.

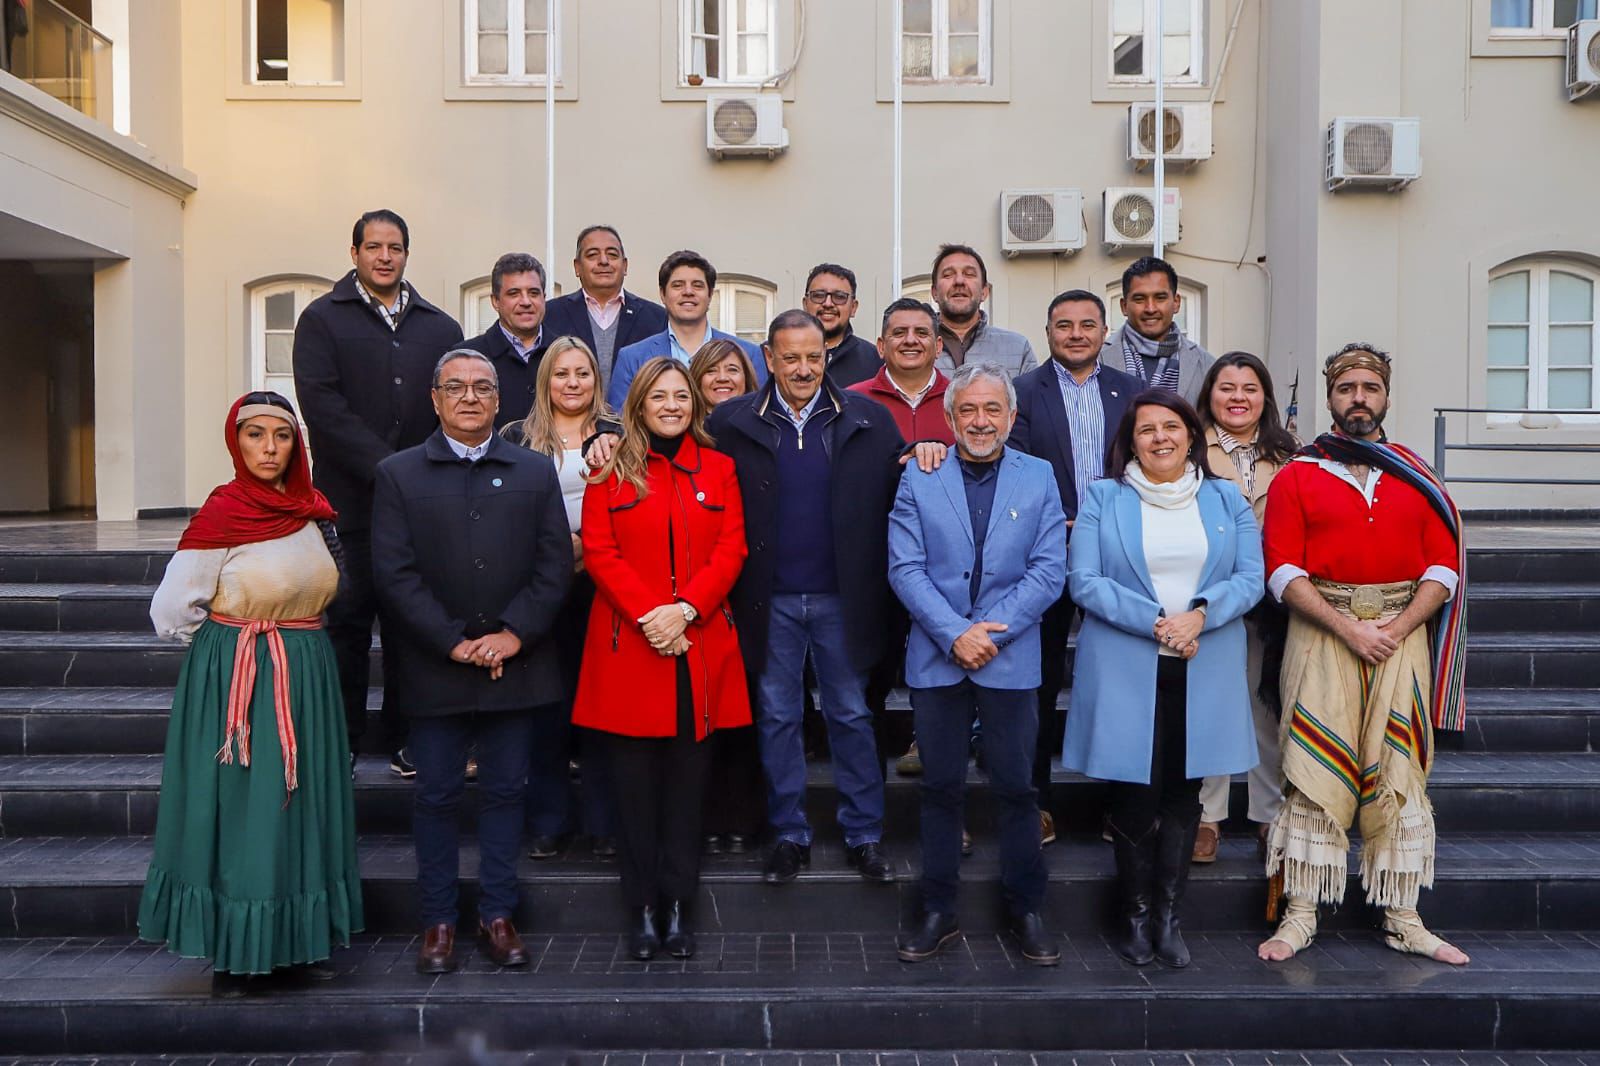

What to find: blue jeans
left=912, top=680, right=1046, bottom=917
left=412, top=711, right=534, bottom=927
left=522, top=708, right=572, bottom=839
left=755, top=592, right=884, bottom=848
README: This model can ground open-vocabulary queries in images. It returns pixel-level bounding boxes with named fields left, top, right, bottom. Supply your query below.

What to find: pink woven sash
left=210, top=613, right=322, bottom=795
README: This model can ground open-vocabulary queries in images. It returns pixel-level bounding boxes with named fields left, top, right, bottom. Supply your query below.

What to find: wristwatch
left=678, top=601, right=698, bottom=624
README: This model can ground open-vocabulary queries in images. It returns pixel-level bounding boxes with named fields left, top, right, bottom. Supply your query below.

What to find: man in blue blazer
left=606, top=249, right=765, bottom=410
left=539, top=225, right=667, bottom=400
left=1009, top=290, right=1142, bottom=841
left=888, top=363, right=1067, bottom=965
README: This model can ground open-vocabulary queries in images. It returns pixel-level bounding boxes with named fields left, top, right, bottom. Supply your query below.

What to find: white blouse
left=557, top=448, right=587, bottom=534
left=149, top=522, right=340, bottom=643
left=1140, top=498, right=1207, bottom=657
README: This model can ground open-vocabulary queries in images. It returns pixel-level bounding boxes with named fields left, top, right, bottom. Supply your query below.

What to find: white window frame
left=1487, top=260, right=1600, bottom=417
left=250, top=278, right=332, bottom=413
left=901, top=275, right=934, bottom=306
left=1487, top=0, right=1597, bottom=37
left=248, top=0, right=348, bottom=87
left=465, top=0, right=562, bottom=85
left=1106, top=280, right=1205, bottom=349
left=901, top=0, right=993, bottom=84
left=680, top=0, right=779, bottom=86
left=708, top=278, right=776, bottom=345
left=1108, top=0, right=1204, bottom=86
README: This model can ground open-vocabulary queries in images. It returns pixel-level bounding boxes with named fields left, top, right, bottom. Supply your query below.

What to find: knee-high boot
left=1152, top=810, right=1200, bottom=968
left=1108, top=818, right=1157, bottom=966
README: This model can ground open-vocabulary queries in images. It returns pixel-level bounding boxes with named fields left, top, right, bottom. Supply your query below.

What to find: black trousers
left=1107, top=657, right=1202, bottom=838
left=605, top=659, right=712, bottom=907
left=703, top=722, right=766, bottom=838
left=1033, top=595, right=1079, bottom=808
left=327, top=528, right=405, bottom=752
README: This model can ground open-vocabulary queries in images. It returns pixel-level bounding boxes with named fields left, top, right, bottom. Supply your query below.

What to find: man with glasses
left=802, top=263, right=883, bottom=388
left=294, top=209, right=464, bottom=779
left=372, top=349, right=573, bottom=975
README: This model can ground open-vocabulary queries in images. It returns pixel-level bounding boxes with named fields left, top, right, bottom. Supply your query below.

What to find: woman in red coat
left=573, top=356, right=751, bottom=961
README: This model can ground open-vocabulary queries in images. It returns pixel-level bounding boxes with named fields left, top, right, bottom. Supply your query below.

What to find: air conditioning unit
left=1567, top=19, right=1600, bottom=101
left=999, top=189, right=1085, bottom=257
left=1127, top=103, right=1213, bottom=165
left=1325, top=117, right=1421, bottom=191
left=1102, top=187, right=1181, bottom=250
left=705, top=94, right=788, bottom=159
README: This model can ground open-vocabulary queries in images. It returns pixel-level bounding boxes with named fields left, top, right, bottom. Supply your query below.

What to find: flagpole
left=1152, top=0, right=1165, bottom=259
left=545, top=0, right=557, bottom=280
left=892, top=0, right=904, bottom=299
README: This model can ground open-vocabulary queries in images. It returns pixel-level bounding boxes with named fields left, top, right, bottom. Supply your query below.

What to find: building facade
left=2, top=0, right=1598, bottom=517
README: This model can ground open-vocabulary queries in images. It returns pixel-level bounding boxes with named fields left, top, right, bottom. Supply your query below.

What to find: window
left=682, top=0, right=776, bottom=85
left=708, top=280, right=775, bottom=345
left=462, top=276, right=561, bottom=336
left=1487, top=261, right=1598, bottom=411
left=1489, top=0, right=1596, bottom=35
left=1106, top=280, right=1205, bottom=348
left=466, top=0, right=560, bottom=84
left=251, top=0, right=346, bottom=85
left=901, top=0, right=991, bottom=83
left=251, top=279, right=331, bottom=412
left=1109, top=0, right=1203, bottom=84
left=901, top=276, right=934, bottom=306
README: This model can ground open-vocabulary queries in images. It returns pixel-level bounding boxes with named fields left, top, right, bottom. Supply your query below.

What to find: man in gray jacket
left=930, top=244, right=1037, bottom=380
left=1099, top=256, right=1214, bottom=407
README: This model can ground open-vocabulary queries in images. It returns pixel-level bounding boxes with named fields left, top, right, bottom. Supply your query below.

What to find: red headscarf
left=176, top=394, right=337, bottom=550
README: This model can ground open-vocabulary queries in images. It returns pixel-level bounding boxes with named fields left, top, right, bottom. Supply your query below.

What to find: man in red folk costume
left=1257, top=343, right=1470, bottom=966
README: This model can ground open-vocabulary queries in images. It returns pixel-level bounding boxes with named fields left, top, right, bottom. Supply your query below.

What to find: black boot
left=662, top=899, right=695, bottom=959
left=1152, top=811, right=1200, bottom=968
left=629, top=905, right=661, bottom=960
left=1108, top=818, right=1157, bottom=966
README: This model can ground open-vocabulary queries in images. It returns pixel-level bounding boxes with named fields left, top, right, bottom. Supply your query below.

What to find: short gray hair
left=944, top=362, right=1016, bottom=419
left=432, top=348, right=498, bottom=387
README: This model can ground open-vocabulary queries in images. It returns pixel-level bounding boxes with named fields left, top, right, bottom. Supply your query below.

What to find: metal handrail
left=1433, top=407, right=1600, bottom=486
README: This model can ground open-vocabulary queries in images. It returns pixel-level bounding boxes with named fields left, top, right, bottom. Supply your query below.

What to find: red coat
left=572, top=435, right=752, bottom=739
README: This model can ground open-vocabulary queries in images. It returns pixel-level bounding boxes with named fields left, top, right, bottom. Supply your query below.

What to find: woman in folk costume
left=139, top=392, right=363, bottom=996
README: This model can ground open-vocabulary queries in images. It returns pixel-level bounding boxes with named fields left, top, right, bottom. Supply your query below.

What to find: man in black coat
left=293, top=209, right=464, bottom=774
left=802, top=262, right=884, bottom=389
left=706, top=310, right=906, bottom=886
left=540, top=224, right=667, bottom=399
left=462, top=252, right=550, bottom=429
left=372, top=348, right=573, bottom=976
left=1009, top=290, right=1141, bottom=841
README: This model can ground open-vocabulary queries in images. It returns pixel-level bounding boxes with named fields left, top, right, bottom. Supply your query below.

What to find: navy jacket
left=1009, top=360, right=1143, bottom=527
left=542, top=288, right=668, bottom=358
left=825, top=328, right=884, bottom=389
left=463, top=322, right=547, bottom=430
left=292, top=270, right=464, bottom=532
left=707, top=380, right=906, bottom=675
left=371, top=431, right=573, bottom=717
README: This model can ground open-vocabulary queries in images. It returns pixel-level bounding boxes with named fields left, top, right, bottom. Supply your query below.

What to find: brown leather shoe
left=1040, top=810, right=1057, bottom=846
left=1192, top=821, right=1220, bottom=864
left=417, top=923, right=457, bottom=974
left=478, top=916, right=530, bottom=967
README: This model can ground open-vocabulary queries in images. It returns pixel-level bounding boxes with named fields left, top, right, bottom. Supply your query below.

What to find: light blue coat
left=1062, top=476, right=1264, bottom=784
left=888, top=449, right=1067, bottom=691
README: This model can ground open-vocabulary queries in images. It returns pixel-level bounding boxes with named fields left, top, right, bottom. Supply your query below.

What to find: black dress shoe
left=629, top=905, right=661, bottom=960
left=847, top=841, right=895, bottom=883
left=763, top=841, right=811, bottom=884
left=723, top=833, right=751, bottom=854
left=527, top=834, right=564, bottom=860
left=703, top=834, right=725, bottom=856
left=897, top=912, right=961, bottom=962
left=210, top=971, right=252, bottom=998
left=390, top=747, right=416, bottom=778
left=272, top=959, right=338, bottom=987
left=1010, top=912, right=1061, bottom=966
left=591, top=835, right=617, bottom=858
left=662, top=899, right=695, bottom=958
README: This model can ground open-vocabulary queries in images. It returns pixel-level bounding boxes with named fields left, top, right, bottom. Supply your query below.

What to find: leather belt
left=1310, top=579, right=1416, bottom=621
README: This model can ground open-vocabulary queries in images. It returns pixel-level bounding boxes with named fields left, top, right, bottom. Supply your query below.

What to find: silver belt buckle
left=1350, top=584, right=1385, bottom=621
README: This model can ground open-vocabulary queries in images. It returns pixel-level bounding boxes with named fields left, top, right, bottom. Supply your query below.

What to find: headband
left=1323, top=349, right=1391, bottom=390
left=234, top=403, right=296, bottom=426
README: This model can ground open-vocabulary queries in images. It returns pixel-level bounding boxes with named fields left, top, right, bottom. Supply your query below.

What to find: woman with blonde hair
left=503, top=337, right=619, bottom=858
left=574, top=356, right=751, bottom=960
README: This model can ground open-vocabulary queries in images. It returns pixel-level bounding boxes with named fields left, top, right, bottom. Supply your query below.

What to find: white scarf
left=1125, top=460, right=1202, bottom=509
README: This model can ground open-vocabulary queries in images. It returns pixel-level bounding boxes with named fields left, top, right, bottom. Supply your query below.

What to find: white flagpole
left=892, top=0, right=904, bottom=298
left=1152, top=0, right=1165, bottom=260
left=545, top=0, right=557, bottom=280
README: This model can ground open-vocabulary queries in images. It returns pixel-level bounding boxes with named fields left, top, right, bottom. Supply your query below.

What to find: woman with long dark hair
left=1062, top=391, right=1262, bottom=969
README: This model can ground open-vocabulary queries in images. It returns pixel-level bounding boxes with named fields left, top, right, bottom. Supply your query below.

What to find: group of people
left=137, top=208, right=1472, bottom=995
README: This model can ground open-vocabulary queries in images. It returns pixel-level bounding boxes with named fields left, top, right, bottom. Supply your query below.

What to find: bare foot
left=1257, top=937, right=1296, bottom=962
left=1433, top=941, right=1470, bottom=966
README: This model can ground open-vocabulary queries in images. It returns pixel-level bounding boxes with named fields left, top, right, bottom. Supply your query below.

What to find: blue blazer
left=1061, top=477, right=1264, bottom=783
left=888, top=449, right=1067, bottom=691
left=607, top=327, right=766, bottom=410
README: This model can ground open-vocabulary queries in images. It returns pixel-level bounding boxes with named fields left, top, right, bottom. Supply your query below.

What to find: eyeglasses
left=805, top=289, right=854, bottom=306
left=434, top=381, right=499, bottom=399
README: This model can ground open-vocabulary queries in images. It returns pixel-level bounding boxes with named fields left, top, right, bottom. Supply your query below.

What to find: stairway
left=0, top=518, right=1597, bottom=1058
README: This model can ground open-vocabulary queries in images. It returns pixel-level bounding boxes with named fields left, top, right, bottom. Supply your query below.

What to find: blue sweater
left=771, top=407, right=838, bottom=594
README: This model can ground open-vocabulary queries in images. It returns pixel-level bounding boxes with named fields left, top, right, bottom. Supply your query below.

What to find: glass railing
left=3, top=0, right=113, bottom=124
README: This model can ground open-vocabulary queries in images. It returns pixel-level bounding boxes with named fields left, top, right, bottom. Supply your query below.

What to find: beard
left=1333, top=402, right=1387, bottom=438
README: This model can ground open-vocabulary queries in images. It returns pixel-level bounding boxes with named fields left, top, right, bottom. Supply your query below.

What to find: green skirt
left=138, top=617, right=364, bottom=974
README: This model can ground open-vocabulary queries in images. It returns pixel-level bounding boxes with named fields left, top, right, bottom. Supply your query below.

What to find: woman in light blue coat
left=1063, top=390, right=1263, bottom=969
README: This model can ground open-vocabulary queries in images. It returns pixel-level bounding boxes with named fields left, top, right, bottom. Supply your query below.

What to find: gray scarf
left=1121, top=325, right=1183, bottom=392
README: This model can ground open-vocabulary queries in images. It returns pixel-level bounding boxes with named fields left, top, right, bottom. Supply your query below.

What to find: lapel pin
left=1009, top=508, right=1019, bottom=520
left=1110, top=390, right=1119, bottom=397
left=696, top=491, right=706, bottom=501
left=492, top=478, right=503, bottom=487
